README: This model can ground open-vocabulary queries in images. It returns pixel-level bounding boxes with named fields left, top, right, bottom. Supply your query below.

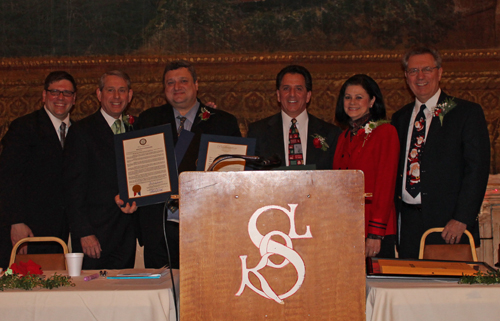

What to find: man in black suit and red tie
left=391, top=47, right=490, bottom=259
left=118, top=60, right=241, bottom=269
left=247, top=65, right=341, bottom=170
left=0, top=71, right=75, bottom=269
left=64, top=70, right=136, bottom=269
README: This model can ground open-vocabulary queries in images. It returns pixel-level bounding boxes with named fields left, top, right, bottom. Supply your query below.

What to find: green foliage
left=0, top=273, right=75, bottom=291
left=459, top=270, right=500, bottom=285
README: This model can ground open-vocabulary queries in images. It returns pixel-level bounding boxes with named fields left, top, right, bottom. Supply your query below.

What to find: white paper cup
left=65, top=253, right=84, bottom=276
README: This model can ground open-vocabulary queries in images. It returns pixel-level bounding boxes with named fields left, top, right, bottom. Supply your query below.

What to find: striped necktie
left=112, top=119, right=123, bottom=135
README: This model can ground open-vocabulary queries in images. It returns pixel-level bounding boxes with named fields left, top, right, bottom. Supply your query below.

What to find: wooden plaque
left=179, top=170, right=365, bottom=321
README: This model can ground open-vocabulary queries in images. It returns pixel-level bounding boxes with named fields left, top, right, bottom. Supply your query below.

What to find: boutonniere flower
left=122, top=114, right=135, bottom=128
left=362, top=120, right=390, bottom=146
left=433, top=98, right=457, bottom=126
left=198, top=107, right=212, bottom=121
left=311, top=134, right=329, bottom=151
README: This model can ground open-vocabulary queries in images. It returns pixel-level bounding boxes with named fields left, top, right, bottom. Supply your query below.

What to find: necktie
left=59, top=122, right=66, bottom=148
left=112, top=119, right=122, bottom=135
left=177, top=116, right=187, bottom=136
left=288, top=118, right=304, bottom=166
left=406, top=104, right=427, bottom=198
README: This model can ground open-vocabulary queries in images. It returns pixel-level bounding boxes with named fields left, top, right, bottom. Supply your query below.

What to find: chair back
left=418, top=228, right=478, bottom=262
left=9, top=237, right=69, bottom=270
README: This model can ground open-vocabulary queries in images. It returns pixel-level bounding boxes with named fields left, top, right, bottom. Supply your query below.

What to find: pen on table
left=84, top=273, right=100, bottom=281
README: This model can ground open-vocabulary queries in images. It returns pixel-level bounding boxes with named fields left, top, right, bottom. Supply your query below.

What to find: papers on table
left=107, top=268, right=170, bottom=279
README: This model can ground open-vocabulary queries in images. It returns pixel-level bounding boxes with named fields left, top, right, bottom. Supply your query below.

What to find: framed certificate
left=114, top=124, right=178, bottom=207
left=367, top=257, right=495, bottom=279
left=196, top=134, right=256, bottom=171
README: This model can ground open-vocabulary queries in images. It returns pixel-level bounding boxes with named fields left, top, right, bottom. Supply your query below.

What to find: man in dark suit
left=0, top=71, right=75, bottom=269
left=247, top=65, right=340, bottom=169
left=391, top=47, right=490, bottom=259
left=128, top=60, right=241, bottom=269
left=64, top=70, right=136, bottom=269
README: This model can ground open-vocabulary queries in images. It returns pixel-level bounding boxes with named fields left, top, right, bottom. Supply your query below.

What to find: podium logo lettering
left=235, top=204, right=312, bottom=304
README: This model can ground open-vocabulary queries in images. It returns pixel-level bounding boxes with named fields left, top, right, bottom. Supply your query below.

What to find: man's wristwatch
left=367, top=234, right=384, bottom=240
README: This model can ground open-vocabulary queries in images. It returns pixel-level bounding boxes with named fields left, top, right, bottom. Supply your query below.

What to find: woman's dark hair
left=335, top=74, right=386, bottom=125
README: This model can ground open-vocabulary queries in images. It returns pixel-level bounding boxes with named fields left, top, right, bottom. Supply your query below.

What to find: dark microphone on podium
left=207, top=154, right=281, bottom=171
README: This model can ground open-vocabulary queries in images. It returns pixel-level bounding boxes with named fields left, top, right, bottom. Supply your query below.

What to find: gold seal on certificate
left=122, top=133, right=171, bottom=198
left=115, top=124, right=178, bottom=207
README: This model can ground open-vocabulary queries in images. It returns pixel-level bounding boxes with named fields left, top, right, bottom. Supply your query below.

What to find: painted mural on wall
left=0, top=0, right=497, bottom=57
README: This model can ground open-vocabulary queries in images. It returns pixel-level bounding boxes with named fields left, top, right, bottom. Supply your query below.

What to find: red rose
left=128, top=115, right=135, bottom=124
left=10, top=259, right=43, bottom=276
left=434, top=109, right=442, bottom=117
left=202, top=111, right=210, bottom=120
left=313, top=137, right=322, bottom=149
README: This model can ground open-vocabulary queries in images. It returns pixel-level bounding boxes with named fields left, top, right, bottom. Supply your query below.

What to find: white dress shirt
left=44, top=106, right=70, bottom=141
left=402, top=88, right=441, bottom=204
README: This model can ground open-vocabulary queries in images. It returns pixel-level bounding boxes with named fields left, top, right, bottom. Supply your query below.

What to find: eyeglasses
left=46, top=89, right=75, bottom=97
left=406, top=66, right=439, bottom=76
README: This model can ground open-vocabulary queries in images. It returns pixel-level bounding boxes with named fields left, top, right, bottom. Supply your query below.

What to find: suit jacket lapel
left=306, top=113, right=320, bottom=164
left=191, top=104, right=203, bottom=130
left=160, top=104, right=179, bottom=144
left=395, top=105, right=414, bottom=169
left=267, top=114, right=286, bottom=163
left=94, top=110, right=115, bottom=152
left=37, top=109, right=64, bottom=151
left=425, top=91, right=447, bottom=150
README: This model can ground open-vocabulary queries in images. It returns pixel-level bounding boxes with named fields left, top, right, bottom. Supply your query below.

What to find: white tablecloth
left=366, top=277, right=500, bottom=321
left=0, top=269, right=179, bottom=321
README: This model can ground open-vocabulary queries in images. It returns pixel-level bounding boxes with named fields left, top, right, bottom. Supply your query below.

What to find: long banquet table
left=366, top=277, right=500, bottom=321
left=0, top=268, right=179, bottom=321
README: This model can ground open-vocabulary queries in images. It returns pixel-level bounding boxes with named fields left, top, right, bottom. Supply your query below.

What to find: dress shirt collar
left=281, top=109, right=308, bottom=128
left=44, top=106, right=70, bottom=135
left=101, top=108, right=125, bottom=133
left=173, top=100, right=200, bottom=132
left=414, top=88, right=441, bottom=115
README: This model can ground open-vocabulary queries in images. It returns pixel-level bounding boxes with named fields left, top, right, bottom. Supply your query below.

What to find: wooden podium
left=179, top=170, right=365, bottom=320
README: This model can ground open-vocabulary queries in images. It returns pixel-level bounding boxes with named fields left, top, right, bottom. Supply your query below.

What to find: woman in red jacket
left=333, top=74, right=399, bottom=258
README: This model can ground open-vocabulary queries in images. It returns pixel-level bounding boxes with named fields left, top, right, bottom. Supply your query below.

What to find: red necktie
left=289, top=118, right=304, bottom=166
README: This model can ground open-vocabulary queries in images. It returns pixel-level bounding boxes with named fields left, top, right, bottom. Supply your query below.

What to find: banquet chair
left=9, top=236, right=69, bottom=270
left=418, top=227, right=478, bottom=262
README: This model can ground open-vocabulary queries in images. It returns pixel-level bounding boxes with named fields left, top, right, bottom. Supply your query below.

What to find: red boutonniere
left=311, top=134, right=329, bottom=151
left=10, top=259, right=43, bottom=276
left=198, top=107, right=212, bottom=121
left=123, top=114, right=135, bottom=127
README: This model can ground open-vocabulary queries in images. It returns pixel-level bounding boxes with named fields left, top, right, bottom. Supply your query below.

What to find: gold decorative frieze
left=1, top=49, right=500, bottom=172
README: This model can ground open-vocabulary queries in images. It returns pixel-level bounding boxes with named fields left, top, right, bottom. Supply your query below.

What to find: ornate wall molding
left=1, top=49, right=500, bottom=171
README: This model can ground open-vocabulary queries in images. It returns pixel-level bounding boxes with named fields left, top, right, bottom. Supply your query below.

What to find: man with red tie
left=247, top=65, right=340, bottom=170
